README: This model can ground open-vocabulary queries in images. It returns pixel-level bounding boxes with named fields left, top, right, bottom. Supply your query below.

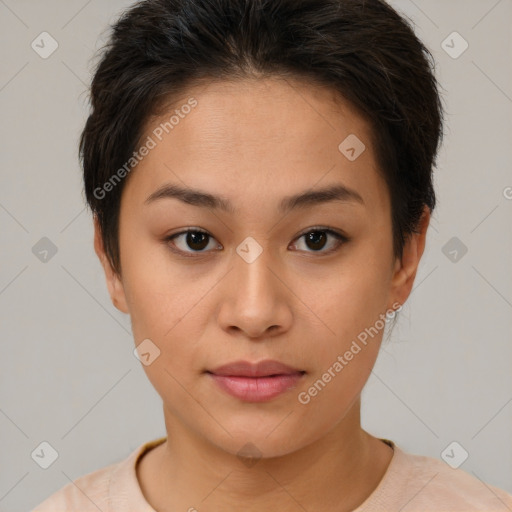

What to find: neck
left=137, top=398, right=393, bottom=512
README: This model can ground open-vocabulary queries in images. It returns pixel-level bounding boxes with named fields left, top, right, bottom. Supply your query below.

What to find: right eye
left=164, top=229, right=222, bottom=257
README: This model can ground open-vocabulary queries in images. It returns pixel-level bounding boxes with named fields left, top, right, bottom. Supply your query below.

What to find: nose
left=216, top=242, right=293, bottom=339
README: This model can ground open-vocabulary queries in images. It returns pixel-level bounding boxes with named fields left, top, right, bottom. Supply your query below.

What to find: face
left=95, top=77, right=428, bottom=458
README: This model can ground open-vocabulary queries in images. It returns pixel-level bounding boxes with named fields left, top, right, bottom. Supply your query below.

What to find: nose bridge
left=234, top=235, right=279, bottom=304
left=216, top=235, right=292, bottom=337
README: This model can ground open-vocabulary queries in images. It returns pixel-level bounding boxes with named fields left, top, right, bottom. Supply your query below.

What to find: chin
left=204, top=419, right=319, bottom=461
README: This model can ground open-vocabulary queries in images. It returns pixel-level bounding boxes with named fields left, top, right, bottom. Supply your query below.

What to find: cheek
left=119, top=231, right=203, bottom=339
left=294, top=262, right=388, bottom=422
left=127, top=271, right=212, bottom=351
left=297, top=253, right=390, bottom=361
left=120, top=241, right=216, bottom=389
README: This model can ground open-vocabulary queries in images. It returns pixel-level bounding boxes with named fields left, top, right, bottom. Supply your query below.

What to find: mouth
left=205, top=360, right=306, bottom=402
left=207, top=359, right=306, bottom=377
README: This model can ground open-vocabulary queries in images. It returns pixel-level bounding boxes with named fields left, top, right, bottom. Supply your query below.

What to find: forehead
left=122, top=77, right=389, bottom=218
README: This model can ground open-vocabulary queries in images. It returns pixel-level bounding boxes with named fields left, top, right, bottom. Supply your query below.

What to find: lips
left=206, top=359, right=306, bottom=402
left=207, top=359, right=305, bottom=378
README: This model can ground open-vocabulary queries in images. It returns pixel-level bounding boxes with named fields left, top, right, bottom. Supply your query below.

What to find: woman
left=33, top=0, right=512, bottom=510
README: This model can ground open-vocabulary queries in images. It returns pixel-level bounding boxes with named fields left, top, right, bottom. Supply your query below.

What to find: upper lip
left=208, top=359, right=305, bottom=377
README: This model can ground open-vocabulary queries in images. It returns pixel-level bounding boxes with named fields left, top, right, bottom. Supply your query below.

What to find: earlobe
left=93, top=216, right=130, bottom=314
left=388, top=206, right=431, bottom=309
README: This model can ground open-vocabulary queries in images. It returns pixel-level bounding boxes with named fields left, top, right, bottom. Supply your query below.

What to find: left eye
left=165, top=228, right=347, bottom=257
left=291, top=228, right=347, bottom=253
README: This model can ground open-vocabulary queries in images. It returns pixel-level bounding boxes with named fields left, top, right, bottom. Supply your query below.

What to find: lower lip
left=207, top=372, right=304, bottom=402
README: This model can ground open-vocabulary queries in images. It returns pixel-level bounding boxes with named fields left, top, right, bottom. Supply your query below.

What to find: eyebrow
left=144, top=182, right=364, bottom=214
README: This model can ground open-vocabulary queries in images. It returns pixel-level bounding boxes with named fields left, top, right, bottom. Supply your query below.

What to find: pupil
left=306, top=231, right=326, bottom=251
left=187, top=232, right=208, bottom=250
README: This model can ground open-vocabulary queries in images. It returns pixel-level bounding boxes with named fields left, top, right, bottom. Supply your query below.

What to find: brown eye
left=304, top=231, right=328, bottom=251
left=291, top=228, right=347, bottom=254
left=183, top=231, right=210, bottom=251
left=165, top=229, right=219, bottom=256
left=165, top=226, right=347, bottom=258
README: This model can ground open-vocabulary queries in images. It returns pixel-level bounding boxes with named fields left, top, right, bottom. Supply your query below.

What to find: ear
left=93, top=216, right=130, bottom=314
left=388, top=206, right=431, bottom=309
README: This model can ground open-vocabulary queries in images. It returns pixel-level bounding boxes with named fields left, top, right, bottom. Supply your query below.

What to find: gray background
left=0, top=0, right=511, bottom=510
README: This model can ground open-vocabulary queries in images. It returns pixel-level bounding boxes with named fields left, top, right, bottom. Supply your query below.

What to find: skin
left=94, top=76, right=430, bottom=512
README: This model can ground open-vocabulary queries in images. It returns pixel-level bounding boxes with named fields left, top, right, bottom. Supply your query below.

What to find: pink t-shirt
left=32, top=437, right=512, bottom=511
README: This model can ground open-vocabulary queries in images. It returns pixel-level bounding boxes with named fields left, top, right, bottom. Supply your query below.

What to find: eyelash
left=163, top=226, right=349, bottom=258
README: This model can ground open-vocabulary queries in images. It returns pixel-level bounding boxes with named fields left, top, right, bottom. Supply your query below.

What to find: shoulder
left=30, top=460, right=117, bottom=511
left=375, top=441, right=512, bottom=511
left=31, top=437, right=166, bottom=512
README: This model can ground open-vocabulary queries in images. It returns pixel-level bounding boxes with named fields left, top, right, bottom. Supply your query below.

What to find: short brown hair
left=80, top=0, right=444, bottom=276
